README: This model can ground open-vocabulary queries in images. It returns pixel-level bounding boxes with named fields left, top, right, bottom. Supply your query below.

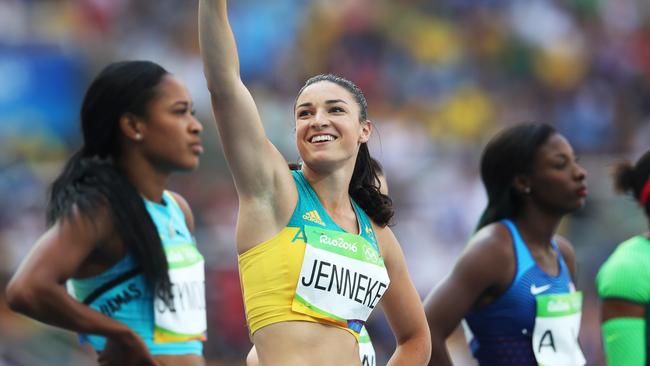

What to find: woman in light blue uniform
left=6, top=61, right=206, bottom=366
left=424, top=123, right=588, bottom=366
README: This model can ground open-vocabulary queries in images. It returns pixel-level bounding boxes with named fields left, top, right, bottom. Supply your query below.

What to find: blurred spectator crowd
left=1, top=0, right=650, bottom=365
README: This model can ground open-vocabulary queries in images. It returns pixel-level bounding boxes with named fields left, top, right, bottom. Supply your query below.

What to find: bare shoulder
left=370, top=224, right=410, bottom=277
left=371, top=223, right=399, bottom=259
left=62, top=202, right=116, bottom=244
left=452, top=222, right=516, bottom=291
left=553, top=234, right=577, bottom=280
left=553, top=234, right=576, bottom=260
left=168, top=191, right=195, bottom=233
left=464, top=222, right=514, bottom=264
left=424, top=222, right=516, bottom=322
left=168, top=191, right=191, bottom=211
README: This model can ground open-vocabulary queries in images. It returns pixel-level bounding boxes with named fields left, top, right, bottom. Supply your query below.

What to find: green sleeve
left=602, top=318, right=645, bottom=366
left=597, top=239, right=650, bottom=303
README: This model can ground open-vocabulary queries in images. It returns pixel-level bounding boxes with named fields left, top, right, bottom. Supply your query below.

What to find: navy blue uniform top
left=463, top=219, right=574, bottom=365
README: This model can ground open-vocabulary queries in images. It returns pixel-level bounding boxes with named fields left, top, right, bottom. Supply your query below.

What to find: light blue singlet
left=68, top=191, right=203, bottom=355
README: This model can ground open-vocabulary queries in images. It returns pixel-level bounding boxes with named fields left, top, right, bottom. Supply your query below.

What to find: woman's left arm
left=375, top=225, right=431, bottom=366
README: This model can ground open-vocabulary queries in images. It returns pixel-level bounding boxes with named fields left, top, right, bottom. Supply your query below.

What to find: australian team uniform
left=463, top=219, right=585, bottom=366
left=68, top=191, right=206, bottom=355
left=238, top=170, right=389, bottom=345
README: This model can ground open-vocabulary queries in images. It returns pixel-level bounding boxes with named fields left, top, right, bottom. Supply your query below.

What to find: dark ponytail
left=297, top=74, right=393, bottom=226
left=47, top=61, right=173, bottom=304
left=476, top=123, right=556, bottom=231
left=613, top=162, right=636, bottom=194
left=612, top=149, right=650, bottom=217
left=349, top=144, right=393, bottom=226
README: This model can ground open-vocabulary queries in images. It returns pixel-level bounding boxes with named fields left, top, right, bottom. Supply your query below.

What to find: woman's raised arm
left=198, top=0, right=291, bottom=199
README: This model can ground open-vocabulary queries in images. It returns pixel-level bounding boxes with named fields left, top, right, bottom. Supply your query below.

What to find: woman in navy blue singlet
left=424, top=123, right=588, bottom=366
left=5, top=61, right=206, bottom=366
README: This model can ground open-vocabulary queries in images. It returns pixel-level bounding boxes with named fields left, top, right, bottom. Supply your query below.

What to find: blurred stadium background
left=1, top=0, right=650, bottom=365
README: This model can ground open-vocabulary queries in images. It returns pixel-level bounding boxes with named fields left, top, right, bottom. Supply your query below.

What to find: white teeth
left=311, top=135, right=335, bottom=143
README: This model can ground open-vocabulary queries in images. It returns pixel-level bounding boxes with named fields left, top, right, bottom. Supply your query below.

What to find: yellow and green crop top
left=238, top=170, right=382, bottom=338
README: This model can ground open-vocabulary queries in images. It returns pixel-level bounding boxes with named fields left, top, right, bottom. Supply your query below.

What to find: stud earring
left=135, top=133, right=142, bottom=141
left=524, top=187, right=531, bottom=194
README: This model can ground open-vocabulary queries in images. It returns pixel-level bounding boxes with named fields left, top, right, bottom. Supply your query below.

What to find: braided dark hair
left=47, top=61, right=173, bottom=304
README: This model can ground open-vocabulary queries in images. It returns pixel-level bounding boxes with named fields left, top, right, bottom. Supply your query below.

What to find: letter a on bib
left=532, top=292, right=585, bottom=366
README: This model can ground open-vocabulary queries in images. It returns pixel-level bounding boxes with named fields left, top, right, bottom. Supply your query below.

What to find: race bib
left=359, top=326, right=376, bottom=366
left=153, top=243, right=207, bottom=343
left=532, top=292, right=585, bottom=366
left=292, top=226, right=390, bottom=333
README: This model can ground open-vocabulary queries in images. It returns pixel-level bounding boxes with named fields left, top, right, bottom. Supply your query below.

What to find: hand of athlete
left=98, top=331, right=159, bottom=366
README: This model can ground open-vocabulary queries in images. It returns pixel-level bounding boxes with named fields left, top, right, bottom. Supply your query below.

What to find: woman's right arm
left=198, top=0, right=292, bottom=200
left=601, top=300, right=645, bottom=365
left=5, top=208, right=155, bottom=365
left=597, top=250, right=649, bottom=366
left=423, top=225, right=513, bottom=366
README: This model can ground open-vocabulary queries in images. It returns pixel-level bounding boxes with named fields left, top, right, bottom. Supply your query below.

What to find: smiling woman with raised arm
left=424, top=123, right=587, bottom=366
left=245, top=157, right=389, bottom=366
left=198, top=1, right=430, bottom=365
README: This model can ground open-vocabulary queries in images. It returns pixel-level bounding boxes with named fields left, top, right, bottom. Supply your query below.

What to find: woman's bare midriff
left=154, top=354, right=205, bottom=366
left=254, top=322, right=361, bottom=366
